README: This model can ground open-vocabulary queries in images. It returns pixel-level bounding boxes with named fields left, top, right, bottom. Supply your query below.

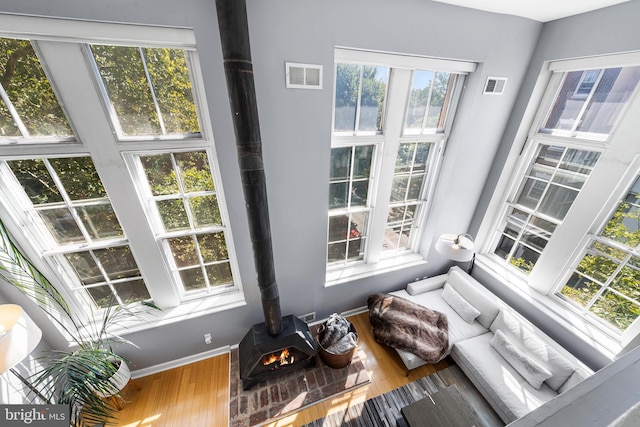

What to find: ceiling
left=431, top=0, right=631, bottom=22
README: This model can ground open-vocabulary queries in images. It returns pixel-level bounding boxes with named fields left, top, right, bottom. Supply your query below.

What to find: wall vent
left=299, top=312, right=316, bottom=323
left=483, top=77, right=507, bottom=95
left=285, top=62, right=322, bottom=89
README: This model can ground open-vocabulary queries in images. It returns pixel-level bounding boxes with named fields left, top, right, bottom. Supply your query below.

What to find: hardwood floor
left=114, top=312, right=450, bottom=427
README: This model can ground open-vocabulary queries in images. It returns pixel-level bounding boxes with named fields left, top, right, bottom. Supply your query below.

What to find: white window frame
left=327, top=48, right=474, bottom=284
left=476, top=51, right=640, bottom=354
left=0, top=15, right=245, bottom=333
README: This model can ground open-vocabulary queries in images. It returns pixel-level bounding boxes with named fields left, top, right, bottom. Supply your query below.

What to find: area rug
left=301, top=364, right=503, bottom=427
left=228, top=341, right=371, bottom=427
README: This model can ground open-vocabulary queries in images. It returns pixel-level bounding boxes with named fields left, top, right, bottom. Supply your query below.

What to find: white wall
left=0, top=0, right=541, bottom=371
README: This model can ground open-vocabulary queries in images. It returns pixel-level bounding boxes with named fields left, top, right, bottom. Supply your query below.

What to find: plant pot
left=94, top=358, right=131, bottom=399
left=317, top=321, right=358, bottom=369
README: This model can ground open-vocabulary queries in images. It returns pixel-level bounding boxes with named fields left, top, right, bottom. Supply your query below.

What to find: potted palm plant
left=0, top=219, right=157, bottom=426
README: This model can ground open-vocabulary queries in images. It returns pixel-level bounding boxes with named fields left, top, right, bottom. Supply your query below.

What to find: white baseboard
left=131, top=345, right=231, bottom=379
left=341, top=305, right=368, bottom=318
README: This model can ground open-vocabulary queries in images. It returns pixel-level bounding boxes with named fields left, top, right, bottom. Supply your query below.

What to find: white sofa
left=388, top=266, right=593, bottom=424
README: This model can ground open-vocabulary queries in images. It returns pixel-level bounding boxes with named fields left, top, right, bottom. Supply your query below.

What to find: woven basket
left=317, top=321, right=358, bottom=369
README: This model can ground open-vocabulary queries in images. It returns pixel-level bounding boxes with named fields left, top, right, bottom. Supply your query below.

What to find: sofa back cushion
left=490, top=309, right=576, bottom=391
left=441, top=283, right=481, bottom=324
left=447, top=268, right=500, bottom=328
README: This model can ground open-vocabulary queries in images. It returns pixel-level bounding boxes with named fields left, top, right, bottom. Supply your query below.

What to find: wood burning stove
left=215, top=0, right=317, bottom=391
left=238, top=315, right=316, bottom=390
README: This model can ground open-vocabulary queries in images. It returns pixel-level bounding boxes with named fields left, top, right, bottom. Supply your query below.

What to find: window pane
left=383, top=204, right=416, bottom=252
left=560, top=272, right=601, bottom=307
left=544, top=71, right=590, bottom=131
left=333, top=63, right=387, bottom=133
left=404, top=70, right=453, bottom=133
left=174, top=151, right=214, bottom=193
left=353, top=145, right=373, bottom=179
left=86, top=286, right=113, bottom=308
left=327, top=213, right=366, bottom=263
left=113, top=279, right=151, bottom=304
left=94, top=246, right=140, bottom=281
left=189, top=195, right=221, bottom=228
left=538, top=184, right=578, bottom=220
left=358, top=65, right=387, bottom=132
left=329, top=145, right=373, bottom=209
left=329, top=182, right=348, bottom=209
left=158, top=199, right=190, bottom=231
left=590, top=289, right=640, bottom=331
left=179, top=267, right=206, bottom=291
left=329, top=147, right=351, bottom=180
left=426, top=72, right=452, bottom=130
left=351, top=180, right=369, bottom=207
left=405, top=71, right=432, bottom=130
left=578, top=67, right=640, bottom=134
left=140, top=154, right=179, bottom=196
left=334, top=63, right=360, bottom=132
left=198, top=232, right=229, bottom=262
left=601, top=181, right=640, bottom=247
left=0, top=38, right=72, bottom=139
left=92, top=45, right=200, bottom=137
left=50, top=157, right=107, bottom=200
left=542, top=67, right=640, bottom=138
left=205, top=263, right=233, bottom=286
left=78, top=204, right=123, bottom=240
left=39, top=208, right=84, bottom=245
left=65, top=252, right=103, bottom=285
left=7, top=159, right=63, bottom=204
left=168, top=235, right=198, bottom=268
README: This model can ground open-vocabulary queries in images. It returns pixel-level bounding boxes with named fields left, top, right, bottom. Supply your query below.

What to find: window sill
left=475, top=255, right=621, bottom=361
left=92, top=290, right=247, bottom=338
left=325, top=253, right=427, bottom=287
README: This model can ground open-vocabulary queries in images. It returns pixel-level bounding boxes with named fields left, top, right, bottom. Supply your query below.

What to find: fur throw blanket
left=367, top=293, right=449, bottom=363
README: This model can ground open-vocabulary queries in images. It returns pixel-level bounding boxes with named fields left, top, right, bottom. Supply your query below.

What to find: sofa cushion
left=490, top=310, right=575, bottom=391
left=452, top=332, right=558, bottom=422
left=447, top=268, right=500, bottom=328
left=407, top=274, right=447, bottom=295
left=490, top=329, right=552, bottom=389
left=442, top=283, right=481, bottom=324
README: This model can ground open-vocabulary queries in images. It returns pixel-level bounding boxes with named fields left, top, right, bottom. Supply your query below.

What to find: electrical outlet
left=204, top=333, right=212, bottom=344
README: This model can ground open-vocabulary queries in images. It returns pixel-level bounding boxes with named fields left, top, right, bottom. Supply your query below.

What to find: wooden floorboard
left=114, top=312, right=491, bottom=427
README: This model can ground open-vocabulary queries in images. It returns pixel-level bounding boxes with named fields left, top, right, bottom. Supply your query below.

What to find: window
left=494, top=145, right=601, bottom=273
left=482, top=53, right=640, bottom=346
left=327, top=49, right=474, bottom=279
left=558, top=176, right=640, bottom=333
left=0, top=17, right=241, bottom=324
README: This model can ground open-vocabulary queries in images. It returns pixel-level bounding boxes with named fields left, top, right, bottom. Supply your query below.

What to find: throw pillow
left=490, top=329, right=553, bottom=390
left=489, top=309, right=575, bottom=391
left=441, top=283, right=481, bottom=324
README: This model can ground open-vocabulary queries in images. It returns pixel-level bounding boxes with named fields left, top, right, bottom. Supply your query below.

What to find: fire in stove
left=239, top=315, right=317, bottom=390
left=262, top=348, right=295, bottom=369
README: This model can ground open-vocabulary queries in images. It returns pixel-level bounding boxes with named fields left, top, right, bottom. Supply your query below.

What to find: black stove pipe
left=215, top=0, right=282, bottom=336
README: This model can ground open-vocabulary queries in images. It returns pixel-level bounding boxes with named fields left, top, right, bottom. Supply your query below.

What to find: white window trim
left=476, top=51, right=640, bottom=354
left=327, top=49, right=472, bottom=285
left=0, top=15, right=245, bottom=334
left=0, top=13, right=195, bottom=48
